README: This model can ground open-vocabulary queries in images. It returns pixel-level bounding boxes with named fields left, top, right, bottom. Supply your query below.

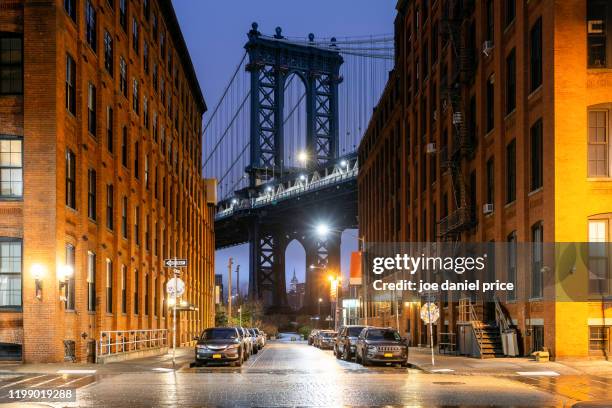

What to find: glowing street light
left=297, top=151, right=308, bottom=164
left=315, top=223, right=330, bottom=237
left=340, top=159, right=348, bottom=168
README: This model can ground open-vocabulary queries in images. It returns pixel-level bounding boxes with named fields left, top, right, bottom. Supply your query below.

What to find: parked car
left=194, top=327, right=245, bottom=367
left=314, top=330, right=337, bottom=349
left=355, top=327, right=409, bottom=367
left=249, top=328, right=265, bottom=350
left=237, top=327, right=253, bottom=359
left=308, top=329, right=320, bottom=345
left=334, top=325, right=367, bottom=360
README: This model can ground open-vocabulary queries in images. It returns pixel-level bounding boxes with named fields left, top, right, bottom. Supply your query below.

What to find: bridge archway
left=282, top=73, right=308, bottom=169
left=285, top=239, right=306, bottom=311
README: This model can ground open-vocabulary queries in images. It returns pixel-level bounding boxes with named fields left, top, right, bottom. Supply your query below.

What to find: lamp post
left=329, top=275, right=341, bottom=331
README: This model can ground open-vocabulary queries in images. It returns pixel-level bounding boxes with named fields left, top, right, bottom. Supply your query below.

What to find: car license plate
left=212, top=354, right=222, bottom=359
left=384, top=353, right=393, bottom=358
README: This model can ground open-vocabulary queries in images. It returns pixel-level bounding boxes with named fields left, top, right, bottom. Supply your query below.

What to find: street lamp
left=297, top=151, right=308, bottom=165
left=328, top=275, right=341, bottom=330
left=318, top=298, right=323, bottom=328
left=340, top=159, right=348, bottom=168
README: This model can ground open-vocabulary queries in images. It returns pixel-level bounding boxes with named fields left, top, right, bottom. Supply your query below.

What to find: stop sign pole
left=165, top=257, right=188, bottom=369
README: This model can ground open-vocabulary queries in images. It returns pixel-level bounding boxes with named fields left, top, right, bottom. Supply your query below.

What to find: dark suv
left=355, top=327, right=409, bottom=367
left=194, top=327, right=245, bottom=367
left=334, top=325, right=367, bottom=360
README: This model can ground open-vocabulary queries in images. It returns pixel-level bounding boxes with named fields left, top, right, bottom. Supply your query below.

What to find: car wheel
left=362, top=354, right=370, bottom=366
left=401, top=360, right=409, bottom=368
left=253, top=347, right=258, bottom=354
left=343, top=346, right=350, bottom=361
left=355, top=350, right=362, bottom=364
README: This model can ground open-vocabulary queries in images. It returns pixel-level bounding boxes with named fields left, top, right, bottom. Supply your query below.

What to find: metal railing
left=439, top=332, right=457, bottom=355
left=96, top=329, right=168, bottom=363
left=216, top=159, right=358, bottom=220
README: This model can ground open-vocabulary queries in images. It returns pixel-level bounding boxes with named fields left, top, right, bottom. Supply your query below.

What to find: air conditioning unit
left=588, top=20, right=604, bottom=34
left=426, top=143, right=437, bottom=154
left=483, top=203, right=494, bottom=214
left=452, top=112, right=463, bottom=125
left=482, top=40, right=494, bottom=57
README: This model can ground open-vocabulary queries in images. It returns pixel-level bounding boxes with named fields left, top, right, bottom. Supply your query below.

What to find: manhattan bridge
left=204, top=23, right=394, bottom=313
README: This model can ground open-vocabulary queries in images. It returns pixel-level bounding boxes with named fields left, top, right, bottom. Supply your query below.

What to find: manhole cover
left=432, top=381, right=465, bottom=385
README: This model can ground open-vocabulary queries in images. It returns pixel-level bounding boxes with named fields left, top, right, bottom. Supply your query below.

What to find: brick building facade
left=359, top=0, right=612, bottom=359
left=0, top=0, right=216, bottom=362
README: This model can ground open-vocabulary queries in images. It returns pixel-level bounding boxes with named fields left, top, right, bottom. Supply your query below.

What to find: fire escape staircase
left=437, top=0, right=476, bottom=239
left=466, top=300, right=505, bottom=359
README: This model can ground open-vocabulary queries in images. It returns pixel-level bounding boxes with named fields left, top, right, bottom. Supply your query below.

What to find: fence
left=96, top=329, right=168, bottom=363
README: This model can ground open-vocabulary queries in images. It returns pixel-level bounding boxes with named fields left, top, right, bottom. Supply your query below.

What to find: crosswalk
left=0, top=372, right=97, bottom=402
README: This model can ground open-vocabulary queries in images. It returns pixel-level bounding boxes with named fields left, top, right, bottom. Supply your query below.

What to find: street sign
left=166, top=277, right=185, bottom=297
left=164, top=259, right=188, bottom=268
left=420, top=302, right=440, bottom=324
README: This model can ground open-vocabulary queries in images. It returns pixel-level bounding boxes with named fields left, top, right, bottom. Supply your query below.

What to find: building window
left=121, top=196, right=128, bottom=239
left=106, top=259, right=113, bottom=314
left=87, top=169, right=96, bottom=220
left=145, top=214, right=150, bottom=250
left=588, top=108, right=610, bottom=177
left=0, top=137, right=22, bottom=199
left=144, top=97, right=150, bottom=129
left=106, top=184, right=114, bottom=230
left=134, top=269, right=139, bottom=315
left=507, top=232, right=517, bottom=301
left=132, top=78, right=139, bottom=113
left=588, top=0, right=610, bottom=68
left=121, top=265, right=127, bottom=314
left=0, top=34, right=23, bottom=95
left=107, top=106, right=114, bottom=153
left=531, top=222, right=543, bottom=299
left=85, top=1, right=97, bottom=52
left=530, top=17, right=543, bottom=92
left=506, top=139, right=516, bottom=203
left=588, top=219, right=609, bottom=294
left=143, top=41, right=149, bottom=74
left=0, top=238, right=21, bottom=308
left=506, top=49, right=516, bottom=114
left=104, top=31, right=113, bottom=76
left=88, top=83, right=96, bottom=135
left=143, top=0, right=150, bottom=20
left=154, top=277, right=158, bottom=316
left=134, top=205, right=140, bottom=245
left=134, top=141, right=140, bottom=179
left=65, top=244, right=76, bottom=310
left=119, top=57, right=127, bottom=97
left=152, top=14, right=158, bottom=39
left=486, top=0, right=494, bottom=42
left=132, top=18, right=139, bottom=54
left=87, top=252, right=96, bottom=312
left=505, top=0, right=516, bottom=27
left=153, top=64, right=158, bottom=91
left=530, top=119, right=543, bottom=191
left=65, top=149, right=76, bottom=209
left=121, top=126, right=128, bottom=167
left=64, top=0, right=76, bottom=22
left=145, top=273, right=149, bottom=315
left=119, top=0, right=127, bottom=30
left=486, top=158, right=494, bottom=205
left=144, top=154, right=149, bottom=189
left=589, top=326, right=610, bottom=354
left=486, top=75, right=494, bottom=132
left=65, top=54, right=76, bottom=115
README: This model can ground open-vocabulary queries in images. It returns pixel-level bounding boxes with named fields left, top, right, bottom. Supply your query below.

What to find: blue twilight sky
left=173, top=0, right=397, bottom=294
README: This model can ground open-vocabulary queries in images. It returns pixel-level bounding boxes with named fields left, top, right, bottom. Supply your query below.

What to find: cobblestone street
left=1, top=341, right=601, bottom=407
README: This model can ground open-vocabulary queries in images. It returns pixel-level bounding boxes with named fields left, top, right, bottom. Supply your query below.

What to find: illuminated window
left=588, top=108, right=610, bottom=177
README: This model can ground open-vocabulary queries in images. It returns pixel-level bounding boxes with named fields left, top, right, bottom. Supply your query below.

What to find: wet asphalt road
left=0, top=341, right=597, bottom=407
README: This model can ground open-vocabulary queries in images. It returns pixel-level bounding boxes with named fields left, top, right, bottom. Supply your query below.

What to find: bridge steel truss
left=217, top=24, right=349, bottom=312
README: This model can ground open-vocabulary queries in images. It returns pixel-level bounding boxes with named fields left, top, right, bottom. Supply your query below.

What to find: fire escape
left=438, top=0, right=476, bottom=240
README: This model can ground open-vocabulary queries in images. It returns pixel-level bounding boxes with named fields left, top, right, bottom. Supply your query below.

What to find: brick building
left=0, top=0, right=216, bottom=363
left=359, top=0, right=612, bottom=358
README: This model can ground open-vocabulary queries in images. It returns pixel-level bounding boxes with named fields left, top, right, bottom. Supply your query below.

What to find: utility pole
left=235, top=265, right=240, bottom=302
left=227, top=257, right=233, bottom=326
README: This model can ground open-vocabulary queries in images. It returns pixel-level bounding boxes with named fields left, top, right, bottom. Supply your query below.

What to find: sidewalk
left=408, top=347, right=612, bottom=377
left=0, top=347, right=194, bottom=375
